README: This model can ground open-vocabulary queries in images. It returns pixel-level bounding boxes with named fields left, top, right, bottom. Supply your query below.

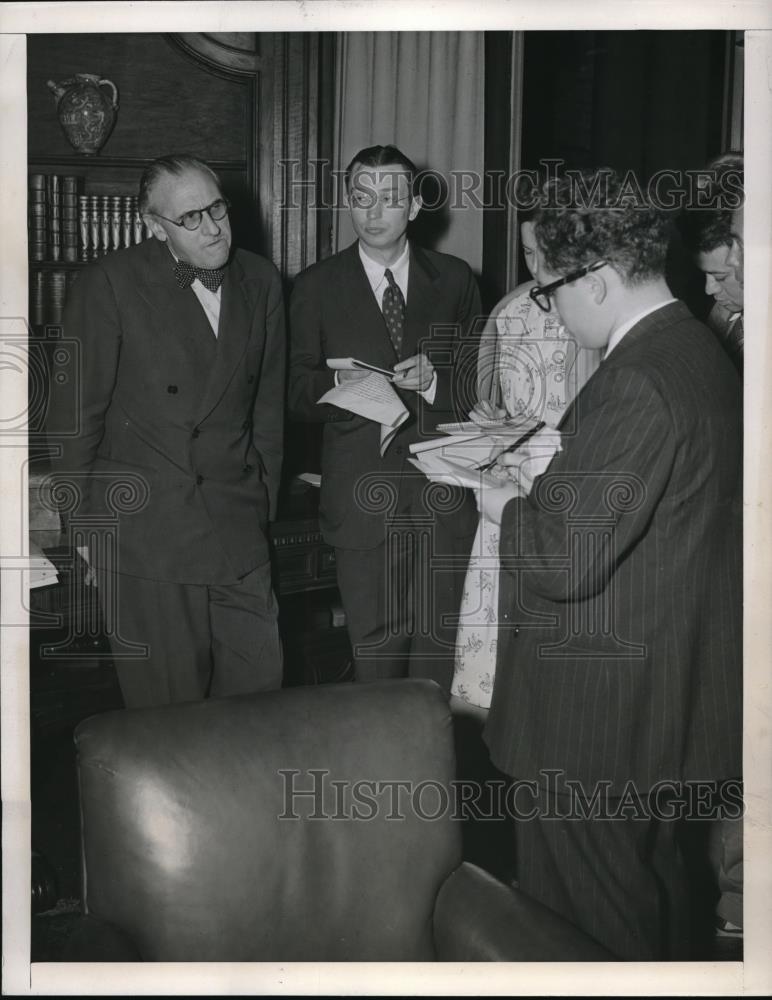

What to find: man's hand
left=392, top=353, right=434, bottom=392
left=469, top=400, right=508, bottom=426
left=477, top=479, right=521, bottom=525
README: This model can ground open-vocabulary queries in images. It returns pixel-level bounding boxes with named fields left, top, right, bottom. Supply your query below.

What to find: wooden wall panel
left=28, top=34, right=250, bottom=163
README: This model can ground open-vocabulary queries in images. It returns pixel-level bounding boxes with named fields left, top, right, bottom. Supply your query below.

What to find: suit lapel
left=403, top=243, right=442, bottom=361
left=336, top=242, right=401, bottom=367
left=556, top=300, right=691, bottom=434
left=195, top=253, right=252, bottom=424
left=137, top=239, right=218, bottom=371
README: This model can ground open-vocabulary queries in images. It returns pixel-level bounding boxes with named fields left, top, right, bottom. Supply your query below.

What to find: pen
left=352, top=359, right=395, bottom=379
left=476, top=420, right=547, bottom=471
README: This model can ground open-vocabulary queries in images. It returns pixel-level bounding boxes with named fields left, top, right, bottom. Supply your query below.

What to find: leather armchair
left=69, top=679, right=610, bottom=961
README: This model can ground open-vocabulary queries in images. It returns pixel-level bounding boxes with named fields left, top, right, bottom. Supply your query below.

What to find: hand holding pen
left=476, top=420, right=547, bottom=471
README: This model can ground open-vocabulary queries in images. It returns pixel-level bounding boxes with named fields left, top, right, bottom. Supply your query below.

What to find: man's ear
left=584, top=270, right=607, bottom=304
left=143, top=214, right=167, bottom=242
left=408, top=195, right=423, bottom=222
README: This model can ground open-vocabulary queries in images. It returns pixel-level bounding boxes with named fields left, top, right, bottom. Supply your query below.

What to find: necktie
left=382, top=268, right=405, bottom=357
left=174, top=259, right=226, bottom=293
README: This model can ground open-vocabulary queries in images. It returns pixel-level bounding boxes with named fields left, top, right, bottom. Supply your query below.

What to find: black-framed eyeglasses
left=152, top=197, right=230, bottom=232
left=529, top=260, right=607, bottom=312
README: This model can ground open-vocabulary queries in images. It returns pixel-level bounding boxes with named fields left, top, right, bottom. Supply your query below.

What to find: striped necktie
left=382, top=268, right=405, bottom=357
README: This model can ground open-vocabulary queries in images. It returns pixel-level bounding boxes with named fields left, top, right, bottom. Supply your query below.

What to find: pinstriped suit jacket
left=484, top=301, right=742, bottom=795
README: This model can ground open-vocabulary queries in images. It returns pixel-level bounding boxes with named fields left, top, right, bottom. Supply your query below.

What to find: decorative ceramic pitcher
left=47, top=74, right=119, bottom=155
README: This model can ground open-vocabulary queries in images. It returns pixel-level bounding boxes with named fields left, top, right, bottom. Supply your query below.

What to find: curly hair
left=532, top=168, right=671, bottom=286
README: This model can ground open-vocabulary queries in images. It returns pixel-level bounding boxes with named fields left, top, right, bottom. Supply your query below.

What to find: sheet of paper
left=318, top=372, right=409, bottom=456
left=408, top=453, right=503, bottom=492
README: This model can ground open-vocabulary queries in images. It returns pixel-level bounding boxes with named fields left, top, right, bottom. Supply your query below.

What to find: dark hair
left=532, top=168, right=671, bottom=285
left=678, top=208, right=734, bottom=255
left=138, top=154, right=222, bottom=214
left=344, top=144, right=418, bottom=193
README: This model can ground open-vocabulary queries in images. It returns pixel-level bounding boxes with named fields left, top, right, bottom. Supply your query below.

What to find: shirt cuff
left=419, top=370, right=438, bottom=405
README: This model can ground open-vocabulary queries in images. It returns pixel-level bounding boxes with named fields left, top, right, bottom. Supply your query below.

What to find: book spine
left=30, top=269, right=45, bottom=327
left=47, top=270, right=67, bottom=326
left=78, top=195, right=90, bottom=262
left=132, top=198, right=144, bottom=245
left=110, top=195, right=122, bottom=252
left=47, top=174, right=62, bottom=262
left=99, top=195, right=110, bottom=256
left=88, top=195, right=100, bottom=260
left=62, top=176, right=80, bottom=263
left=121, top=195, right=133, bottom=248
left=28, top=173, right=47, bottom=262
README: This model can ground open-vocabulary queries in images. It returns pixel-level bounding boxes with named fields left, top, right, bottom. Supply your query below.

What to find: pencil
left=475, top=420, right=547, bottom=472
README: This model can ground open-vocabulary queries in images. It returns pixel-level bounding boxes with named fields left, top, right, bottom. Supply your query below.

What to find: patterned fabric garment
left=382, top=268, right=406, bottom=356
left=450, top=286, right=599, bottom=709
left=174, top=258, right=226, bottom=292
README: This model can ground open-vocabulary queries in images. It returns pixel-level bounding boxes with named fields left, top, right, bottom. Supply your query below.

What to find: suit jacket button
left=167, top=385, right=178, bottom=394
left=191, top=427, right=200, bottom=438
left=247, top=375, right=255, bottom=384
left=514, top=626, right=520, bottom=636
left=196, top=474, right=204, bottom=485
left=244, top=464, right=253, bottom=473
left=395, top=445, right=404, bottom=455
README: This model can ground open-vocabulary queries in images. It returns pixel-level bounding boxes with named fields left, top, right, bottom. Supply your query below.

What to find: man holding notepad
left=289, top=144, right=480, bottom=687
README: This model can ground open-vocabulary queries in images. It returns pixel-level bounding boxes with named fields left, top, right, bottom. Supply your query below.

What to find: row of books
left=29, top=269, right=80, bottom=327
left=29, top=174, right=153, bottom=263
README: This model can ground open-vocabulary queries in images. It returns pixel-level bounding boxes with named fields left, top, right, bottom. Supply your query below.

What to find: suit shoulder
left=293, top=248, right=351, bottom=286
left=234, top=248, right=282, bottom=285
left=417, top=246, right=476, bottom=280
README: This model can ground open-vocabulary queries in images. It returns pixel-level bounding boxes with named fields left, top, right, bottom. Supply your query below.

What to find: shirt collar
left=604, top=299, right=676, bottom=359
left=167, top=245, right=222, bottom=296
left=358, top=241, right=410, bottom=290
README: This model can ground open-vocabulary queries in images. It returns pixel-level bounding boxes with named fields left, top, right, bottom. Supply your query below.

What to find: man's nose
left=705, top=274, right=719, bottom=296
left=200, top=209, right=222, bottom=235
left=366, top=197, right=383, bottom=219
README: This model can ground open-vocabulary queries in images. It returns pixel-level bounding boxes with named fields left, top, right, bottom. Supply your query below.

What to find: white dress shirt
left=356, top=241, right=437, bottom=402
left=604, top=298, right=677, bottom=359
left=169, top=247, right=222, bottom=336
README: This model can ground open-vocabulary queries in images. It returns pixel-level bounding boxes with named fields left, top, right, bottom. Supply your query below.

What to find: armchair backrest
left=75, top=679, right=461, bottom=961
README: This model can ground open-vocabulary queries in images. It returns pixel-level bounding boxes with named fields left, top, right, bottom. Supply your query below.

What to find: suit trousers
left=334, top=513, right=472, bottom=691
left=99, top=562, right=282, bottom=708
left=516, top=792, right=692, bottom=960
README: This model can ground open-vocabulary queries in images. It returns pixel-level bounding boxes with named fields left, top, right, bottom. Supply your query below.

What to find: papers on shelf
left=318, top=371, right=408, bottom=456
left=28, top=539, right=58, bottom=589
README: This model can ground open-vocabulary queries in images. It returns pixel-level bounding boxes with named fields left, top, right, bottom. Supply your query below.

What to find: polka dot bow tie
left=174, top=259, right=226, bottom=293
left=382, top=268, right=405, bottom=357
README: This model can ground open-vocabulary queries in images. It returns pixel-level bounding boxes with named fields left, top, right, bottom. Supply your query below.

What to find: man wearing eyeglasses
left=479, top=169, right=742, bottom=959
left=51, top=154, right=285, bottom=708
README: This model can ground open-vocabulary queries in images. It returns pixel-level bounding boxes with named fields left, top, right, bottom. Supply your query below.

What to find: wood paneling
left=28, top=34, right=250, bottom=162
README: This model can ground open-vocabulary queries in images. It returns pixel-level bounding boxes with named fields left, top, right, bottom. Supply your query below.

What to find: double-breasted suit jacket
left=288, top=241, right=480, bottom=550
left=54, top=236, right=285, bottom=585
left=485, top=302, right=742, bottom=795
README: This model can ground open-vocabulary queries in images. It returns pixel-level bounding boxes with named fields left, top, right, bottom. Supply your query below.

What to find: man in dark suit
left=52, top=154, right=285, bottom=708
left=480, top=169, right=742, bottom=959
left=289, top=144, right=480, bottom=688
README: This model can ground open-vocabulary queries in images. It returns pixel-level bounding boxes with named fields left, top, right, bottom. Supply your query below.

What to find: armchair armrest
left=433, top=862, right=613, bottom=961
